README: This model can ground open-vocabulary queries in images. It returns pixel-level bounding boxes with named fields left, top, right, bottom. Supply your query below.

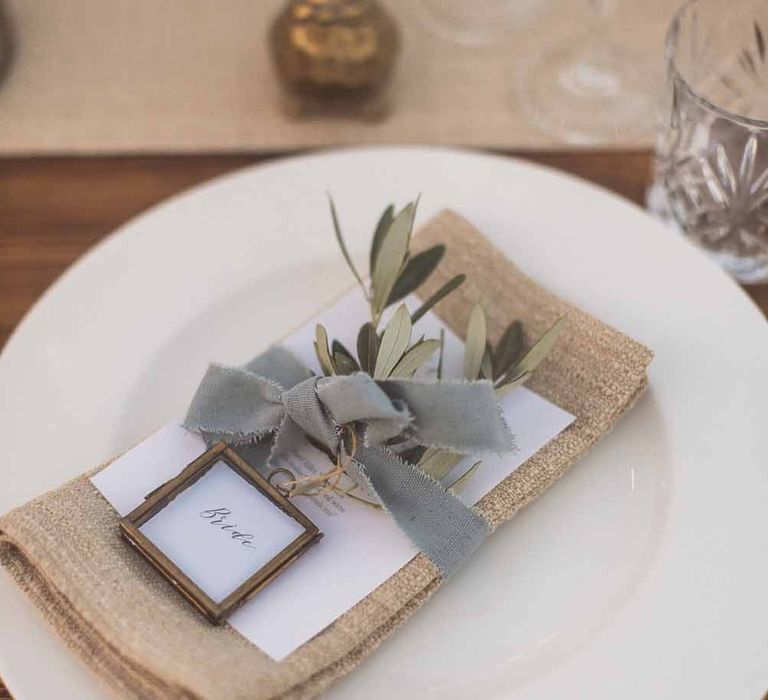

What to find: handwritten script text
left=199, top=507, right=258, bottom=550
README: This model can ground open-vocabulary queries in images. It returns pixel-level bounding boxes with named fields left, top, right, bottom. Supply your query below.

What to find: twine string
left=267, top=427, right=382, bottom=508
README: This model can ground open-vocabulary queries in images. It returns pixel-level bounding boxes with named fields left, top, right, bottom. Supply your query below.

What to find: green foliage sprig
left=315, top=197, right=565, bottom=494
left=462, top=304, right=566, bottom=393
left=319, top=196, right=463, bottom=379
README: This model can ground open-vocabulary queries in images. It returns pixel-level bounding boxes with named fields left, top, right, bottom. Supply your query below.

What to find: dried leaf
left=448, top=461, right=482, bottom=492
left=463, top=304, right=487, bottom=380
left=371, top=203, right=416, bottom=316
left=493, top=320, right=524, bottom=377
left=328, top=195, right=367, bottom=297
left=386, top=245, right=445, bottom=305
left=389, top=339, right=441, bottom=378
left=411, top=274, right=466, bottom=323
left=356, top=322, right=379, bottom=374
left=369, top=203, right=395, bottom=277
left=345, top=491, right=384, bottom=510
left=418, top=447, right=463, bottom=480
left=314, top=324, right=336, bottom=376
left=374, top=304, right=412, bottom=378
left=512, top=316, right=565, bottom=376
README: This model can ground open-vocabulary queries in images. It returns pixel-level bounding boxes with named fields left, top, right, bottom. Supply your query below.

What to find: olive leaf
left=436, top=328, right=445, bottom=380
left=331, top=339, right=357, bottom=365
left=332, top=340, right=360, bottom=375
left=374, top=304, right=412, bottom=378
left=369, top=203, right=394, bottom=276
left=356, top=322, right=379, bottom=374
left=371, top=202, right=416, bottom=319
left=389, top=338, right=441, bottom=378
left=510, top=315, right=565, bottom=376
left=411, top=273, right=466, bottom=323
left=480, top=343, right=494, bottom=380
left=418, top=447, right=464, bottom=480
left=334, top=352, right=359, bottom=375
left=493, top=320, right=524, bottom=378
left=463, top=303, right=487, bottom=380
left=386, top=244, right=445, bottom=306
left=398, top=444, right=428, bottom=465
left=495, top=371, right=530, bottom=397
left=448, top=460, right=482, bottom=492
left=328, top=195, right=367, bottom=298
left=314, top=324, right=336, bottom=376
left=495, top=316, right=566, bottom=392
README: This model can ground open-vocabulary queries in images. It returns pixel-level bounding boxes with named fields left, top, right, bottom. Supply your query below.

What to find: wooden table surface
left=0, top=149, right=766, bottom=699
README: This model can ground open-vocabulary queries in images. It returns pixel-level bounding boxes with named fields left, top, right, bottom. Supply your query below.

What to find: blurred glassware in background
left=518, top=0, right=656, bottom=144
left=648, top=0, right=768, bottom=283
left=0, top=0, right=13, bottom=89
left=413, top=0, right=548, bottom=48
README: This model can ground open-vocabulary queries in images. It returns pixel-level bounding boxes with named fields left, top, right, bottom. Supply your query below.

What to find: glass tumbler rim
left=667, top=0, right=768, bottom=132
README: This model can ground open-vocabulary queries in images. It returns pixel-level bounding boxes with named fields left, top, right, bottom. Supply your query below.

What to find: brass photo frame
left=119, top=442, right=322, bottom=624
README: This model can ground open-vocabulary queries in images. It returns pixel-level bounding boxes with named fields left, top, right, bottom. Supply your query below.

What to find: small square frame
left=119, top=442, right=322, bottom=624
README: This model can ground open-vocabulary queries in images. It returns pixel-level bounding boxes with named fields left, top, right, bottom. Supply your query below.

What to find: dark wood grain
left=0, top=149, right=764, bottom=699
left=0, top=149, right=645, bottom=352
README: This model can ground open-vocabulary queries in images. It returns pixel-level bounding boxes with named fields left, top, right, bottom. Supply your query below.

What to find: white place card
left=93, top=289, right=575, bottom=659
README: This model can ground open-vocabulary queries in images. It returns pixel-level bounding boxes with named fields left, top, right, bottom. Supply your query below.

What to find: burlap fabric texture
left=0, top=211, right=653, bottom=699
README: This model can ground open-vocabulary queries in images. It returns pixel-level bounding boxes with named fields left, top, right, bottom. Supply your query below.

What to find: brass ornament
left=270, top=0, right=400, bottom=119
left=0, top=1, right=14, bottom=88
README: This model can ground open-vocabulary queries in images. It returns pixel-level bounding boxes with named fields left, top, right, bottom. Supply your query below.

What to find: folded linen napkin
left=0, top=211, right=653, bottom=699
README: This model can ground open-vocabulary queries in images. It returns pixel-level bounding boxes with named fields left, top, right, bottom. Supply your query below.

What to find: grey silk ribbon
left=184, top=346, right=514, bottom=575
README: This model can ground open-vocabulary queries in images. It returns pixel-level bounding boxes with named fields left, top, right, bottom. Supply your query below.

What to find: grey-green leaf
left=418, top=447, right=464, bottom=480
left=328, top=195, right=367, bottom=297
left=436, top=328, right=445, bottom=380
left=411, top=274, right=466, bottom=323
left=314, top=324, right=336, bottom=376
left=480, top=342, right=493, bottom=380
left=369, top=203, right=394, bottom=276
left=512, top=316, right=566, bottom=376
left=386, top=244, right=445, bottom=305
left=389, top=339, right=441, bottom=378
left=371, top=203, right=416, bottom=316
left=399, top=445, right=428, bottom=465
left=374, top=304, right=412, bottom=377
left=448, top=460, right=482, bottom=492
left=333, top=351, right=359, bottom=376
left=332, top=340, right=360, bottom=375
left=495, top=371, right=530, bottom=396
left=493, top=320, right=524, bottom=377
left=356, top=322, right=379, bottom=374
left=463, top=303, right=487, bottom=380
left=331, top=339, right=356, bottom=364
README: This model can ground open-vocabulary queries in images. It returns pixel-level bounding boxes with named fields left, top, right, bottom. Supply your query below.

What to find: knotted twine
left=184, top=345, right=515, bottom=575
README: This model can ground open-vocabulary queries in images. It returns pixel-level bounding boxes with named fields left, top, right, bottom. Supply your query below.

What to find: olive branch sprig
left=316, top=196, right=466, bottom=381
left=409, top=305, right=565, bottom=485
left=310, top=197, right=565, bottom=498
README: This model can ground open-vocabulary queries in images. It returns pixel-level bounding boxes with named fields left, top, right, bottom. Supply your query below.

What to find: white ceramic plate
left=1, top=147, right=767, bottom=700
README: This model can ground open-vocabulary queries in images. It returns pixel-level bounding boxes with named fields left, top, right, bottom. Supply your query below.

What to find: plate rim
left=1, top=145, right=767, bottom=700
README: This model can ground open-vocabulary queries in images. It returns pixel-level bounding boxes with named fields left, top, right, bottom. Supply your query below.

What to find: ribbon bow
left=184, top=346, right=514, bottom=575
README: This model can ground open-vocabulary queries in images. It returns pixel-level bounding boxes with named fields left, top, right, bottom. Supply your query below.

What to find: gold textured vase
left=270, top=0, right=400, bottom=119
